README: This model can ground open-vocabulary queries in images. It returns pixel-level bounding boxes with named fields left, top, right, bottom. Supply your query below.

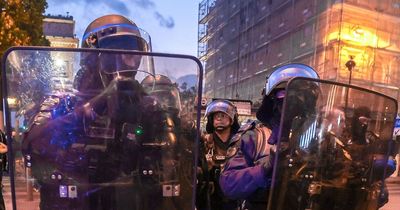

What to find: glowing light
left=327, top=26, right=389, bottom=48
left=54, top=58, right=65, bottom=67
left=135, top=126, right=144, bottom=135
left=7, top=97, right=18, bottom=106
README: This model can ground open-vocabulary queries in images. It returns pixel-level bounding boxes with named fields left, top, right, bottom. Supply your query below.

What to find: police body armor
left=267, top=77, right=397, bottom=210
left=2, top=47, right=202, bottom=210
left=200, top=133, right=242, bottom=210
left=227, top=121, right=274, bottom=210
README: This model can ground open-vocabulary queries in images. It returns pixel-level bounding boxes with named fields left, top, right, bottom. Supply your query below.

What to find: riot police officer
left=139, top=74, right=194, bottom=210
left=219, top=64, right=319, bottom=210
left=22, top=14, right=181, bottom=210
left=141, top=74, right=182, bottom=115
left=347, top=106, right=396, bottom=209
left=197, top=99, right=240, bottom=210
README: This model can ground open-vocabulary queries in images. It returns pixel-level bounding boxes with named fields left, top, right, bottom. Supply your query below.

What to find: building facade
left=43, top=14, right=79, bottom=48
left=198, top=0, right=400, bottom=107
left=43, top=14, right=79, bottom=91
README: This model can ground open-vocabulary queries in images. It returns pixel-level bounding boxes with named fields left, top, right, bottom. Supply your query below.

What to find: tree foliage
left=0, top=0, right=49, bottom=58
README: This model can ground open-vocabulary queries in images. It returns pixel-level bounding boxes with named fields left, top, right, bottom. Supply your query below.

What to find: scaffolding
left=198, top=0, right=400, bottom=107
left=198, top=0, right=217, bottom=59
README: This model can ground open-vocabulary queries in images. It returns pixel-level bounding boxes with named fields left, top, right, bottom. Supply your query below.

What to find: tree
left=0, top=0, right=49, bottom=58
left=0, top=0, right=49, bottom=127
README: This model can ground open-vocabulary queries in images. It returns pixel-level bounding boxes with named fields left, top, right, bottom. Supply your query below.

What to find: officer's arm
left=22, top=95, right=78, bottom=155
left=219, top=131, right=270, bottom=199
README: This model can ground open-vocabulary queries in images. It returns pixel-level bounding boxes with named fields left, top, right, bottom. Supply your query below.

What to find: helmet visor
left=99, top=53, right=142, bottom=74
left=83, top=23, right=152, bottom=51
left=98, top=35, right=149, bottom=51
left=265, top=64, right=319, bottom=96
left=149, top=88, right=182, bottom=112
left=98, top=51, right=154, bottom=88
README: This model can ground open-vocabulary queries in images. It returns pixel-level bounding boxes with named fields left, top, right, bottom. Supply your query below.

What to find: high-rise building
left=198, top=0, right=400, bottom=107
left=43, top=14, right=79, bottom=48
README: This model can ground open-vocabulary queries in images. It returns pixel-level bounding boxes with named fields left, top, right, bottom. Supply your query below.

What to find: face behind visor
left=98, top=53, right=144, bottom=88
left=82, top=16, right=153, bottom=88
left=94, top=28, right=150, bottom=87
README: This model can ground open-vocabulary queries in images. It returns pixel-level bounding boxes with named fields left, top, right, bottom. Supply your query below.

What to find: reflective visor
left=83, top=23, right=151, bottom=51
left=275, top=89, right=286, bottom=99
left=98, top=35, right=148, bottom=51
left=98, top=53, right=142, bottom=74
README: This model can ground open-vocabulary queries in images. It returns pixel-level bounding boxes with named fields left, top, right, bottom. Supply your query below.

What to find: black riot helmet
left=82, top=14, right=151, bottom=51
left=79, top=14, right=154, bottom=88
left=204, top=99, right=240, bottom=134
left=256, top=63, right=319, bottom=126
left=141, top=74, right=182, bottom=113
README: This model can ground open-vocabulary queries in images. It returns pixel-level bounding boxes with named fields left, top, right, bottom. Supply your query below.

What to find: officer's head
left=256, top=63, right=319, bottom=127
left=79, top=14, right=152, bottom=88
left=141, top=74, right=181, bottom=113
left=204, top=100, right=240, bottom=134
left=82, top=14, right=151, bottom=51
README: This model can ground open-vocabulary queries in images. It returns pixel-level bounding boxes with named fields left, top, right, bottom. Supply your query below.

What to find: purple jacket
left=219, top=121, right=274, bottom=200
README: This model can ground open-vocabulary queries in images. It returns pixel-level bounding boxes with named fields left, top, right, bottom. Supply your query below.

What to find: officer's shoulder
left=229, top=120, right=260, bottom=145
left=238, top=120, right=258, bottom=132
left=253, top=123, right=271, bottom=136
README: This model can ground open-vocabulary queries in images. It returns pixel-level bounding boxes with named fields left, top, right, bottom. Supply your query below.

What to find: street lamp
left=344, top=56, right=356, bottom=115
left=345, top=55, right=356, bottom=85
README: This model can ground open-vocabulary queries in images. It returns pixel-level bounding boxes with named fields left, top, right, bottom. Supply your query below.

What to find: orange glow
left=328, top=26, right=389, bottom=48
left=326, top=25, right=390, bottom=81
left=340, top=47, right=371, bottom=66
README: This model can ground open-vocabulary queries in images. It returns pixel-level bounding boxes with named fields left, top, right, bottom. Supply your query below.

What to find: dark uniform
left=22, top=82, right=170, bottom=209
left=220, top=64, right=320, bottom=210
left=21, top=15, right=184, bottom=210
left=220, top=121, right=274, bottom=210
left=202, top=133, right=238, bottom=209
left=197, top=99, right=240, bottom=210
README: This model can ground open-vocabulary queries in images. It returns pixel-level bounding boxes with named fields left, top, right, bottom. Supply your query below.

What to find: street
left=2, top=158, right=40, bottom=210
left=381, top=176, right=400, bottom=210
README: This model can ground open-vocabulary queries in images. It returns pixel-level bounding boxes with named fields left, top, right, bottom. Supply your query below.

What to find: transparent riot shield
left=268, top=77, right=397, bottom=210
left=1, top=47, right=203, bottom=210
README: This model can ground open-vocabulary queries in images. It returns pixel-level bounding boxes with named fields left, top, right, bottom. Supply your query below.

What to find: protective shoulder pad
left=229, top=120, right=257, bottom=146
left=238, top=120, right=257, bottom=132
